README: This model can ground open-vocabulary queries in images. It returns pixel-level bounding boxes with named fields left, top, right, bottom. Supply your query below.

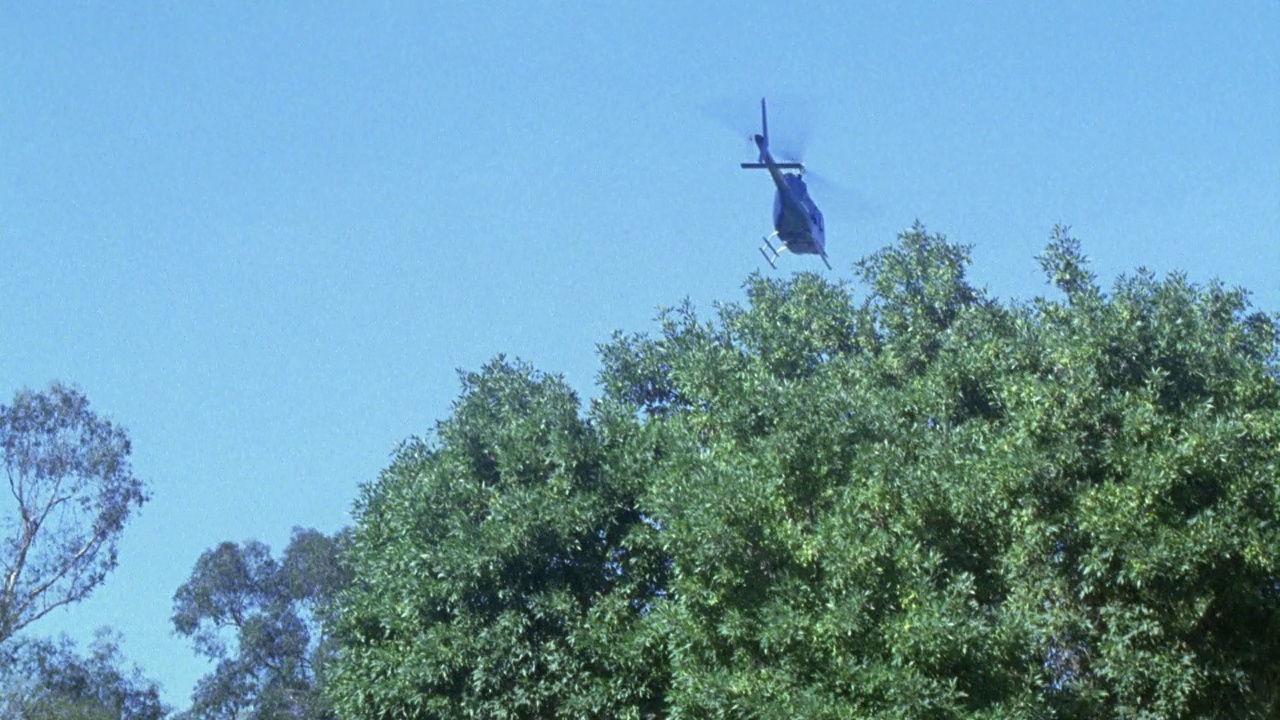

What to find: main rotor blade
left=804, top=170, right=882, bottom=222
left=700, top=95, right=813, bottom=161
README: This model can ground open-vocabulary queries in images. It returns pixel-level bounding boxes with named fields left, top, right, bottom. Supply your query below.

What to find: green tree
left=329, top=359, right=669, bottom=719
left=172, top=528, right=350, bottom=720
left=0, top=383, right=149, bottom=646
left=0, top=628, right=168, bottom=720
left=333, top=224, right=1280, bottom=718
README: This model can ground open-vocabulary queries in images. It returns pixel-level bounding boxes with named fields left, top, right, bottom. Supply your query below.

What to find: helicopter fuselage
left=740, top=97, right=831, bottom=269
left=755, top=138, right=827, bottom=260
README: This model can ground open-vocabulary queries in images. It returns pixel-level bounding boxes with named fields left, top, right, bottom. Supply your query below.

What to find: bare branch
left=8, top=523, right=108, bottom=632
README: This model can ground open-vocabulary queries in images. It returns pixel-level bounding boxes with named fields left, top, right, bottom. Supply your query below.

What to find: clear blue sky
left=2, top=2, right=1276, bottom=709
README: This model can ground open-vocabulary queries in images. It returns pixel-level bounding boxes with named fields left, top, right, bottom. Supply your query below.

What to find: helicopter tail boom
left=740, top=98, right=804, bottom=171
left=760, top=97, right=768, bottom=157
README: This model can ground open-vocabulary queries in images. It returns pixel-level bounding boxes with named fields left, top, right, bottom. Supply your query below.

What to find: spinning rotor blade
left=700, top=95, right=813, bottom=162
left=803, top=169, right=882, bottom=223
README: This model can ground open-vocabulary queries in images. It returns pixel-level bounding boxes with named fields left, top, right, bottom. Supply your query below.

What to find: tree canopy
left=329, top=360, right=669, bottom=718
left=1, top=383, right=148, bottom=646
left=172, top=527, right=350, bottom=720
left=330, top=225, right=1280, bottom=718
left=0, top=629, right=167, bottom=720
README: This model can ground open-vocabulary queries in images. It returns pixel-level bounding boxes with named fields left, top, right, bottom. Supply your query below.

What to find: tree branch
left=6, top=524, right=107, bottom=636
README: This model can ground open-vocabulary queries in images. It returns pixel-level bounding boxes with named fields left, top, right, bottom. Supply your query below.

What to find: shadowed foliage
left=0, top=629, right=167, bottom=720
left=172, top=528, right=350, bottom=720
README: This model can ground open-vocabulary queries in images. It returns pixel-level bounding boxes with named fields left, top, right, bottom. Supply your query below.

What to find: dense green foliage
left=0, top=630, right=167, bottom=720
left=172, top=528, right=350, bottom=720
left=332, top=225, right=1280, bottom=718
left=0, top=383, right=148, bottom=646
left=330, top=361, right=669, bottom=718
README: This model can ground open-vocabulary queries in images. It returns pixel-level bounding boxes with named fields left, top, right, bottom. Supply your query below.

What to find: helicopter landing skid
left=759, top=234, right=783, bottom=269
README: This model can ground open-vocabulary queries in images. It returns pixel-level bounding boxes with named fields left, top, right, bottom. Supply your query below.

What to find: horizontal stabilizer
left=740, top=162, right=804, bottom=170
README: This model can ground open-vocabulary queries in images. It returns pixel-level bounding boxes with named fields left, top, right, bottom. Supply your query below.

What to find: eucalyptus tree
left=1, top=383, right=148, bottom=645
left=173, top=528, right=350, bottom=720
left=0, top=629, right=167, bottom=720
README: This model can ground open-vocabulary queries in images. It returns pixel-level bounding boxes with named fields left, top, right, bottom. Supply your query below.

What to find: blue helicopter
left=740, top=98, right=830, bottom=270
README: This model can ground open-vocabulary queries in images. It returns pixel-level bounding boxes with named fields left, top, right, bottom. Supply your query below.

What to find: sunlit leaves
left=331, top=359, right=668, bottom=719
left=624, top=224, right=1279, bottom=717
left=334, top=225, right=1280, bottom=718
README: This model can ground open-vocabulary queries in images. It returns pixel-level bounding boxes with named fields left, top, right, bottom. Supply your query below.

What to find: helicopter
left=740, top=97, right=830, bottom=270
